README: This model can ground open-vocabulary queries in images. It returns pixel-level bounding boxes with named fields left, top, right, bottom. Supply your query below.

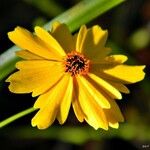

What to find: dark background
left=0, top=0, right=150, bottom=150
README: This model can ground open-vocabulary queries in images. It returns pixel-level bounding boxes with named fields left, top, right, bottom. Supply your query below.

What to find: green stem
left=0, top=107, right=36, bottom=128
left=0, top=0, right=124, bottom=81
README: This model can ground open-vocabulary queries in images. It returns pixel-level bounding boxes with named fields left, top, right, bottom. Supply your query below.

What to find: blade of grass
left=0, top=107, right=36, bottom=128
left=24, top=0, right=65, bottom=17
left=0, top=0, right=124, bottom=81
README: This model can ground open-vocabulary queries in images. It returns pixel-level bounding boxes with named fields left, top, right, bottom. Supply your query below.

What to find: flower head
left=6, top=22, right=145, bottom=130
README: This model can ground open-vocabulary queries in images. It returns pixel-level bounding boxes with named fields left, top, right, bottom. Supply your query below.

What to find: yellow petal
left=31, top=104, right=57, bottom=129
left=6, top=61, right=64, bottom=97
left=35, top=26, right=66, bottom=57
left=77, top=76, right=110, bottom=109
left=33, top=74, right=70, bottom=109
left=73, top=33, right=78, bottom=46
left=89, top=47, right=111, bottom=62
left=32, top=74, right=70, bottom=129
left=16, top=50, right=43, bottom=60
left=105, top=79, right=130, bottom=94
left=72, top=81, right=85, bottom=122
left=76, top=25, right=87, bottom=52
left=51, top=22, right=75, bottom=53
left=100, top=55, right=128, bottom=64
left=76, top=76, right=108, bottom=130
left=103, top=96, right=124, bottom=125
left=88, top=73, right=122, bottom=99
left=91, top=55, right=128, bottom=71
left=57, top=76, right=73, bottom=124
left=72, top=99, right=85, bottom=122
left=103, top=65, right=146, bottom=84
left=77, top=25, right=110, bottom=61
left=109, top=122, right=119, bottom=129
left=8, top=27, right=62, bottom=60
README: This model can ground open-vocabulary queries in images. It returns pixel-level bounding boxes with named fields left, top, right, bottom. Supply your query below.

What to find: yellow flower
left=6, top=22, right=145, bottom=130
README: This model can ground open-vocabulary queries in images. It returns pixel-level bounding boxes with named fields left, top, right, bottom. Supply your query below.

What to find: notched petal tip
left=92, top=25, right=108, bottom=38
left=141, top=65, right=146, bottom=76
left=8, top=26, right=28, bottom=39
left=109, top=122, right=119, bottom=129
left=7, top=28, right=17, bottom=39
left=51, top=21, right=63, bottom=31
left=31, top=118, right=48, bottom=130
left=5, top=81, right=16, bottom=93
left=86, top=118, right=109, bottom=131
left=31, top=110, right=53, bottom=130
left=31, top=119, right=37, bottom=127
left=103, top=65, right=146, bottom=84
left=34, top=26, right=42, bottom=32
left=7, top=85, right=17, bottom=93
left=7, top=26, right=21, bottom=34
left=93, top=124, right=109, bottom=131
left=134, top=65, right=146, bottom=82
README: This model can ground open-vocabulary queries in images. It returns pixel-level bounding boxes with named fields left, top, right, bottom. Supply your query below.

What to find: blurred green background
left=0, top=0, right=150, bottom=149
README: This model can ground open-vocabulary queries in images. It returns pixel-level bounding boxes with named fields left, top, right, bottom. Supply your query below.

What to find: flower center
left=65, top=51, right=90, bottom=76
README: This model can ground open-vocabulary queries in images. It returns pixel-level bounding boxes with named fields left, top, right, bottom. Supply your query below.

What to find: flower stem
left=0, top=107, right=36, bottom=128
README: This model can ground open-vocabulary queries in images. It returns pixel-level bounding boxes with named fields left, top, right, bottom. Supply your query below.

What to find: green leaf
left=0, top=107, right=36, bottom=128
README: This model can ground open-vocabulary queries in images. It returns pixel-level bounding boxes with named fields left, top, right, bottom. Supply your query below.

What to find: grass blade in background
left=24, top=0, right=65, bottom=17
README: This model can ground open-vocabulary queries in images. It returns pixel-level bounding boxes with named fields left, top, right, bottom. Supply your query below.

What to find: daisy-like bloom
left=6, top=22, right=145, bottom=130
